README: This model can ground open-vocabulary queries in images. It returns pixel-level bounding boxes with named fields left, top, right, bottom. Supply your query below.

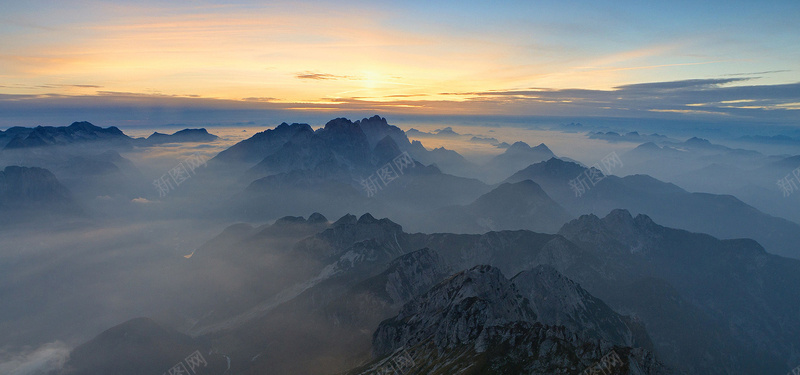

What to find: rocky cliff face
left=512, top=264, right=650, bottom=349
left=367, top=265, right=668, bottom=375
left=558, top=209, right=800, bottom=374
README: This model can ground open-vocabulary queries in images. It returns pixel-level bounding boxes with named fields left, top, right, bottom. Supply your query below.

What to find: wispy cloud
left=614, top=78, right=750, bottom=91
left=295, top=72, right=359, bottom=81
left=0, top=78, right=798, bottom=124
left=723, top=70, right=791, bottom=77
left=242, top=97, right=278, bottom=102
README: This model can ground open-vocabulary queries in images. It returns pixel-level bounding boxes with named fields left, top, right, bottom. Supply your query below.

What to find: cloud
left=36, top=84, right=103, bottom=89
left=435, top=78, right=800, bottom=120
left=383, top=94, right=429, bottom=98
left=723, top=70, right=791, bottom=77
left=242, top=97, right=278, bottom=102
left=0, top=78, right=798, bottom=124
left=295, top=72, right=358, bottom=81
left=614, top=78, right=751, bottom=91
left=131, top=197, right=154, bottom=204
left=0, top=341, right=71, bottom=375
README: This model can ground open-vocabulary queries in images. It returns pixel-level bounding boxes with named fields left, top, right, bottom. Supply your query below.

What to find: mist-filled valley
left=0, top=115, right=798, bottom=375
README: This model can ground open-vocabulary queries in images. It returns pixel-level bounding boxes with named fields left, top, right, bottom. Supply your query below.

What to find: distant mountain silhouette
left=3, top=121, right=131, bottom=149
left=64, top=209, right=800, bottom=374
left=63, top=317, right=227, bottom=375
left=0, top=126, right=34, bottom=148
left=506, top=157, right=800, bottom=259
left=481, top=141, right=555, bottom=182
left=417, top=179, right=572, bottom=233
left=0, top=165, right=83, bottom=224
left=139, top=128, right=218, bottom=145
left=211, top=122, right=314, bottom=164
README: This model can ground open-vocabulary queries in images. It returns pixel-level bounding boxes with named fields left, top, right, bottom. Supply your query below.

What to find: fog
left=1, top=115, right=799, bottom=374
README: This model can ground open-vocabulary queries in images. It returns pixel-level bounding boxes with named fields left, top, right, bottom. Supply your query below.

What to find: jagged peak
left=271, top=122, right=312, bottom=134
left=559, top=210, right=663, bottom=253
left=329, top=213, right=403, bottom=231
left=356, top=115, right=388, bottom=126
left=324, top=117, right=357, bottom=130
left=66, top=121, right=125, bottom=135
left=558, top=213, right=603, bottom=232
left=68, top=121, right=99, bottom=129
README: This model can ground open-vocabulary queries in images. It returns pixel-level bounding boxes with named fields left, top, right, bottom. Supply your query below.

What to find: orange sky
left=1, top=1, right=798, bottom=120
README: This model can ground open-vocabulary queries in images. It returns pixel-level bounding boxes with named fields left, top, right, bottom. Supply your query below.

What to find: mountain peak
left=636, top=141, right=661, bottom=150
left=356, top=115, right=411, bottom=150
left=65, top=317, right=226, bottom=375
left=508, top=141, right=531, bottom=151
left=357, top=115, right=389, bottom=126
left=504, top=157, right=586, bottom=184
left=474, top=179, right=548, bottom=203
left=532, top=142, right=552, bottom=152
left=68, top=120, right=98, bottom=129
left=326, top=213, right=404, bottom=239
left=357, top=213, right=378, bottom=224
left=308, top=212, right=328, bottom=224
left=559, top=210, right=662, bottom=255
left=274, top=215, right=309, bottom=225
left=324, top=117, right=358, bottom=131
left=604, top=208, right=635, bottom=227
left=333, top=213, right=358, bottom=227
left=512, top=265, right=647, bottom=347
left=685, top=136, right=711, bottom=145
left=374, top=264, right=533, bottom=355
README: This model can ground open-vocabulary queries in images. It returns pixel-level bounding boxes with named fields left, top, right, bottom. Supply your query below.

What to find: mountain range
left=57, top=208, right=800, bottom=374
left=506, top=157, right=800, bottom=258
left=3, top=115, right=800, bottom=374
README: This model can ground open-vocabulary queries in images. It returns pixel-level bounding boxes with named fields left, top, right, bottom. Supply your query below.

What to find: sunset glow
left=1, top=0, right=799, bottom=122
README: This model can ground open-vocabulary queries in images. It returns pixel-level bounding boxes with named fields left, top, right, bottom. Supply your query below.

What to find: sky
left=1, top=0, right=799, bottom=125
